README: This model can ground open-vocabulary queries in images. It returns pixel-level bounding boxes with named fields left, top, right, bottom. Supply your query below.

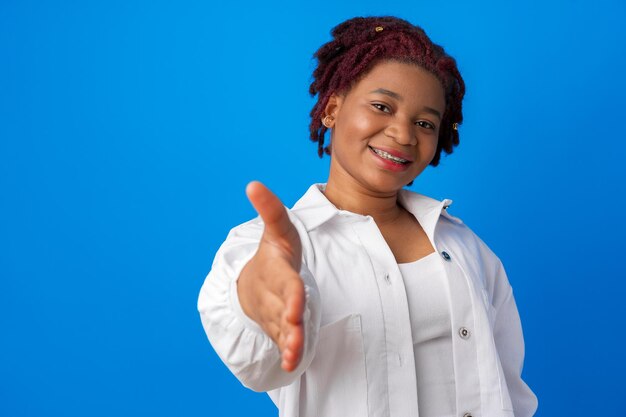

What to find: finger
left=280, top=293, right=305, bottom=372
left=257, top=289, right=302, bottom=354
left=284, top=321, right=303, bottom=358
left=246, top=181, right=294, bottom=239
left=258, top=286, right=303, bottom=371
left=281, top=324, right=304, bottom=372
left=260, top=276, right=301, bottom=349
left=274, top=321, right=301, bottom=358
left=281, top=274, right=305, bottom=325
left=282, top=343, right=299, bottom=363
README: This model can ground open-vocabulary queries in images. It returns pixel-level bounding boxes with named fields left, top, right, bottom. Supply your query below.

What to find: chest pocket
left=301, top=314, right=369, bottom=417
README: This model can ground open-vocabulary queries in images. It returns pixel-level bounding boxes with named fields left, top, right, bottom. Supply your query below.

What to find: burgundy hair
left=309, top=16, right=465, bottom=167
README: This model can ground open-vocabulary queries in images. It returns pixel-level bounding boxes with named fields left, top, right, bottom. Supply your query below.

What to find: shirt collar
left=291, top=183, right=461, bottom=234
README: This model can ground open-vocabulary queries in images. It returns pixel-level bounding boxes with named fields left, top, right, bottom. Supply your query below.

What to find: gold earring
left=323, top=115, right=334, bottom=128
left=452, top=123, right=458, bottom=130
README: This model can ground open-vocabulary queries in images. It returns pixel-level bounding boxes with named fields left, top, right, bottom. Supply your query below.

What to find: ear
left=322, top=93, right=343, bottom=126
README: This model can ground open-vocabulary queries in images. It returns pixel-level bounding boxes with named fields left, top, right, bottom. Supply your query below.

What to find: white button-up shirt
left=198, top=183, right=538, bottom=417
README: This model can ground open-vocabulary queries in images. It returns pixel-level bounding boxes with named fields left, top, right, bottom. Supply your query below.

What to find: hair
left=309, top=16, right=465, bottom=167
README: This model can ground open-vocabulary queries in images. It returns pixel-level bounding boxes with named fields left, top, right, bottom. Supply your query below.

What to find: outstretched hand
left=237, top=181, right=305, bottom=372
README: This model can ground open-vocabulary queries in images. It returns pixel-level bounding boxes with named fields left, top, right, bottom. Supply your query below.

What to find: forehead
left=348, top=60, right=445, bottom=107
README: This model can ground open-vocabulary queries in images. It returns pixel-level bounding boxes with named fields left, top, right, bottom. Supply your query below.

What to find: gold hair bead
left=452, top=123, right=458, bottom=130
left=375, top=26, right=384, bottom=32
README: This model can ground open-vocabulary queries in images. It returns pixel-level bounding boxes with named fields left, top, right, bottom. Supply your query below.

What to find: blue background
left=2, top=1, right=625, bottom=416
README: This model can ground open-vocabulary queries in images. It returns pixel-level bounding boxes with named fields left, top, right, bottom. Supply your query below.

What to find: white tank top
left=398, top=251, right=456, bottom=417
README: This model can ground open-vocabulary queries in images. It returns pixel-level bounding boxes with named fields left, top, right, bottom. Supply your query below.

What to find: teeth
left=371, top=147, right=408, bottom=163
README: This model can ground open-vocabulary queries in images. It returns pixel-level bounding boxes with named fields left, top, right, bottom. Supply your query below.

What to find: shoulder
left=224, top=215, right=264, bottom=240
left=439, top=213, right=501, bottom=261
left=222, top=205, right=314, bottom=260
left=434, top=205, right=505, bottom=291
left=225, top=208, right=309, bottom=239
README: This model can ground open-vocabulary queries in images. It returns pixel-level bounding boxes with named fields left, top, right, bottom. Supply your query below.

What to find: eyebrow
left=369, top=88, right=442, bottom=119
left=370, top=88, right=403, bottom=101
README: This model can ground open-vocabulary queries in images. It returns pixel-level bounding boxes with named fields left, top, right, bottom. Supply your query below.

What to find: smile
left=369, top=146, right=410, bottom=164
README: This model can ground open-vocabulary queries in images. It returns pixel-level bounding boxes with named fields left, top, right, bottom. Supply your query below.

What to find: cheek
left=354, top=113, right=376, bottom=132
left=338, top=112, right=375, bottom=137
left=418, top=137, right=439, bottom=165
left=430, top=137, right=439, bottom=153
left=421, top=134, right=439, bottom=152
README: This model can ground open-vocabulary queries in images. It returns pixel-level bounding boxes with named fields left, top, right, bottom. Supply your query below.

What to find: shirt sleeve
left=491, top=259, right=539, bottom=417
left=197, top=215, right=322, bottom=392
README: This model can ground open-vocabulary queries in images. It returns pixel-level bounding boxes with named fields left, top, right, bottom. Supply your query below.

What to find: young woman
left=198, top=16, right=538, bottom=417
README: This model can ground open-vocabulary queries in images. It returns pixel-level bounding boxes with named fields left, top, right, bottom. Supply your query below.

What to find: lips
left=368, top=146, right=414, bottom=164
left=368, top=146, right=413, bottom=172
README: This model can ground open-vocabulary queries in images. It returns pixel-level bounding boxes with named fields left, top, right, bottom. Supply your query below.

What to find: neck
left=323, top=170, right=404, bottom=226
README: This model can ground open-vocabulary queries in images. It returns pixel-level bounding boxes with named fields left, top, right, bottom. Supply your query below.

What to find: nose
left=384, top=118, right=416, bottom=146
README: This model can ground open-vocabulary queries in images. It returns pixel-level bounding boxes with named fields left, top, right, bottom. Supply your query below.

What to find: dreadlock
left=309, top=16, right=465, bottom=167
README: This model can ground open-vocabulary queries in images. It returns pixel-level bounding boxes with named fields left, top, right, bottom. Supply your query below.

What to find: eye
left=415, top=120, right=435, bottom=130
left=372, top=103, right=391, bottom=113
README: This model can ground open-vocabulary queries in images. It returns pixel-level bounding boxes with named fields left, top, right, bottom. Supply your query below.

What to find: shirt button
left=384, top=272, right=391, bottom=284
left=441, top=251, right=451, bottom=261
left=463, top=413, right=473, bottom=417
left=459, top=327, right=471, bottom=340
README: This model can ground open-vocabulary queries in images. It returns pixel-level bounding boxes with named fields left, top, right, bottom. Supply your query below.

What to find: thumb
left=246, top=181, right=296, bottom=240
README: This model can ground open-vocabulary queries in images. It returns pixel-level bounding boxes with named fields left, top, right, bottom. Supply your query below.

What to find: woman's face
left=325, top=60, right=446, bottom=195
